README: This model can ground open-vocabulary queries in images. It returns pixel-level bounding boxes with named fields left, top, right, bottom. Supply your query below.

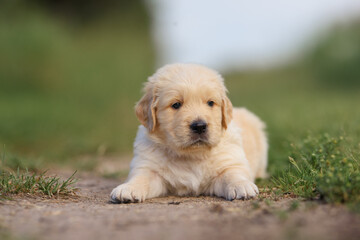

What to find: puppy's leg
left=110, top=170, right=166, bottom=203
left=212, top=167, right=259, bottom=201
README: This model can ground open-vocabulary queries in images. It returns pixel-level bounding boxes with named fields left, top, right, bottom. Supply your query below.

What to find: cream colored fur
left=110, top=63, right=268, bottom=203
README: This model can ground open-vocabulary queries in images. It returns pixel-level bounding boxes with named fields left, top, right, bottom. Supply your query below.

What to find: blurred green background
left=0, top=0, right=359, bottom=174
left=0, top=0, right=154, bottom=162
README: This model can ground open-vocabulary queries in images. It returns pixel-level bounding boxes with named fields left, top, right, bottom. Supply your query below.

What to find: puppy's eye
left=172, top=102, right=182, bottom=109
left=207, top=101, right=215, bottom=107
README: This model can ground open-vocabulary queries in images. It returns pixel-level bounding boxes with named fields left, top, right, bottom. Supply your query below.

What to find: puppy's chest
left=159, top=159, right=215, bottom=195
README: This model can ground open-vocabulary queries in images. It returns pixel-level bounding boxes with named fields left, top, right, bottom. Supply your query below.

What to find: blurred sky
left=147, top=0, right=360, bottom=71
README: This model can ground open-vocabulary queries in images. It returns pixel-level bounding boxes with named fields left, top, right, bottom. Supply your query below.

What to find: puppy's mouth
left=185, top=136, right=210, bottom=148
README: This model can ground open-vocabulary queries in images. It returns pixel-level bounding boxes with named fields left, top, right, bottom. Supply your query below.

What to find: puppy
left=110, top=63, right=268, bottom=203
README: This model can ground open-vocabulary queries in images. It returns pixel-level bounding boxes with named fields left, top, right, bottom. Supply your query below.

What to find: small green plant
left=289, top=200, right=300, bottom=211
left=0, top=148, right=78, bottom=198
left=251, top=200, right=261, bottom=210
left=0, top=170, right=78, bottom=197
left=272, top=134, right=360, bottom=205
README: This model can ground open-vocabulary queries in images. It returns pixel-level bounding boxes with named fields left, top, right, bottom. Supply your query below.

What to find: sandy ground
left=1, top=172, right=360, bottom=240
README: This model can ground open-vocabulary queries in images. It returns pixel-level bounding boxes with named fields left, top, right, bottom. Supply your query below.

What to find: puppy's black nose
left=190, top=120, right=207, bottom=134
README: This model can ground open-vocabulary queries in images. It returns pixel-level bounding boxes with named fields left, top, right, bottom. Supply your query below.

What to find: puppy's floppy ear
left=221, top=95, right=233, bottom=129
left=135, top=84, right=158, bottom=132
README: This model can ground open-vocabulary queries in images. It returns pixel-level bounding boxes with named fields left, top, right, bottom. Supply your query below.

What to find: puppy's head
left=135, top=63, right=232, bottom=154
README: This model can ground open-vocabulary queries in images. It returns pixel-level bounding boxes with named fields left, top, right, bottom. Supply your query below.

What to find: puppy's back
left=232, top=108, right=268, bottom=179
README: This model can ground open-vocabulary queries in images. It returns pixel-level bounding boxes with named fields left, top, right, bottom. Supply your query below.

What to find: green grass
left=1, top=148, right=78, bottom=198
left=227, top=66, right=360, bottom=207
left=226, top=66, right=360, bottom=169
left=0, top=169, right=77, bottom=198
left=0, top=3, right=154, bottom=162
left=272, top=134, right=360, bottom=205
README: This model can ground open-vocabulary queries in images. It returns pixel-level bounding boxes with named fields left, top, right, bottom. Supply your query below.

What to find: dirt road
left=1, top=173, right=359, bottom=240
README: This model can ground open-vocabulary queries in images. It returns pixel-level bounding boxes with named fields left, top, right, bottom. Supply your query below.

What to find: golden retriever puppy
left=110, top=63, right=268, bottom=203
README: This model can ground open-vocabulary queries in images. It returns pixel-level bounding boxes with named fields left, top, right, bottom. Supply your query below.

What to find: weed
left=289, top=200, right=300, bottom=212
left=252, top=200, right=261, bottom=210
left=272, top=134, right=360, bottom=206
left=0, top=170, right=78, bottom=197
left=275, top=210, right=289, bottom=221
left=0, top=148, right=78, bottom=198
left=264, top=199, right=273, bottom=207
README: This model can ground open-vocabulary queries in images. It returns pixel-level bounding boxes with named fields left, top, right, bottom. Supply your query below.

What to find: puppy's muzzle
left=190, top=120, right=207, bottom=135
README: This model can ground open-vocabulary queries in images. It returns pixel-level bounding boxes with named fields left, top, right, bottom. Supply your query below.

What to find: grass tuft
left=0, top=169, right=78, bottom=198
left=272, top=134, right=360, bottom=205
left=0, top=148, right=78, bottom=198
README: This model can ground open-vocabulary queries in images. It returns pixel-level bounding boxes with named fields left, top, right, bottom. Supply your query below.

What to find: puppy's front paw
left=224, top=179, right=259, bottom=201
left=110, top=184, right=147, bottom=203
